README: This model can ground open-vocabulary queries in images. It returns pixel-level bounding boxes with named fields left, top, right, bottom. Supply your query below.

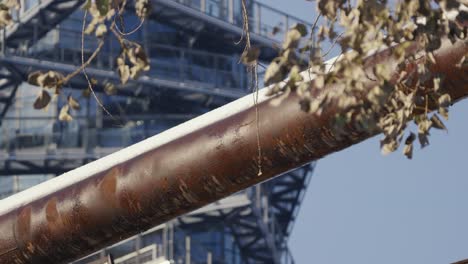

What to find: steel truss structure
left=0, top=0, right=314, bottom=263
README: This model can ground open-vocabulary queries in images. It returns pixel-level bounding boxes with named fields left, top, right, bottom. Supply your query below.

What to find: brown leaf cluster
left=117, top=44, right=150, bottom=84
left=264, top=0, right=466, bottom=159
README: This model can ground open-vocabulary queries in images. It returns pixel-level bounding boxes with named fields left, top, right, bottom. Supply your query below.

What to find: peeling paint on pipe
left=0, top=39, right=466, bottom=263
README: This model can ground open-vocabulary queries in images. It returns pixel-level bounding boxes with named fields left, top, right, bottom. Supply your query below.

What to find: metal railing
left=1, top=0, right=310, bottom=92
left=6, top=0, right=311, bottom=44
left=3, top=26, right=250, bottom=93
left=114, top=245, right=168, bottom=264
left=73, top=220, right=237, bottom=264
left=4, top=24, right=249, bottom=91
left=72, top=224, right=170, bottom=264
left=9, top=0, right=46, bottom=23
left=0, top=115, right=191, bottom=153
left=173, top=0, right=311, bottom=43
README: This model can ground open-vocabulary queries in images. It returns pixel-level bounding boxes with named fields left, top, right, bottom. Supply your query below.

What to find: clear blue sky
left=258, top=1, right=468, bottom=263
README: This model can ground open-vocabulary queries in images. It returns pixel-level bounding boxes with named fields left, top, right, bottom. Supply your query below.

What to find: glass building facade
left=0, top=0, right=314, bottom=263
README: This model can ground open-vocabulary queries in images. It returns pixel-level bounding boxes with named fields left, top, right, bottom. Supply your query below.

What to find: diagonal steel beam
left=0, top=38, right=466, bottom=264
left=0, top=85, right=18, bottom=124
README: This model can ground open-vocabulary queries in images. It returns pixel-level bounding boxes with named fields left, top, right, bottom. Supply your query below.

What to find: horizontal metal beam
left=0, top=56, right=246, bottom=99
left=153, top=0, right=280, bottom=47
left=0, top=38, right=466, bottom=263
left=3, top=0, right=84, bottom=48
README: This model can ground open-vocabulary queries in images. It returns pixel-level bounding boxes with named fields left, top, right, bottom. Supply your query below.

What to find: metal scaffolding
left=0, top=1, right=316, bottom=263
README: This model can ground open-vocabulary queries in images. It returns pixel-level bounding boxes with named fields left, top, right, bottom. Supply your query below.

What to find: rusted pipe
left=0, top=38, right=466, bottom=264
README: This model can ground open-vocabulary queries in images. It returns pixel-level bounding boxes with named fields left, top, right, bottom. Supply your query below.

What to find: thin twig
left=112, top=0, right=145, bottom=37
left=321, top=32, right=344, bottom=58
left=327, top=51, right=344, bottom=74
left=62, top=37, right=105, bottom=83
left=79, top=10, right=119, bottom=123
left=309, top=14, right=322, bottom=42
left=236, top=0, right=251, bottom=49
left=237, top=0, right=261, bottom=175
left=307, top=14, right=322, bottom=80
left=63, top=0, right=126, bottom=83
left=425, top=94, right=428, bottom=115
left=253, top=63, right=262, bottom=176
left=110, top=26, right=126, bottom=46
left=115, top=17, right=145, bottom=36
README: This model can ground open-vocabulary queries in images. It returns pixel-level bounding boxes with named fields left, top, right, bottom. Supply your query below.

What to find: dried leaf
left=117, top=56, right=125, bottom=66
left=83, top=0, right=92, bottom=10
left=403, top=142, right=413, bottom=159
left=317, top=25, right=328, bottom=42
left=381, top=138, right=399, bottom=155
left=282, top=49, right=297, bottom=64
left=128, top=46, right=150, bottom=71
left=374, top=63, right=392, bottom=81
left=405, top=132, right=416, bottom=145
left=438, top=107, right=449, bottom=120
left=292, top=23, right=308, bottom=37
left=95, top=0, right=109, bottom=16
left=59, top=105, right=73, bottom=122
left=135, top=0, right=151, bottom=19
left=314, top=75, right=325, bottom=89
left=240, top=47, right=260, bottom=66
left=455, top=55, right=466, bottom=68
left=418, top=119, right=432, bottom=136
left=438, top=93, right=451, bottom=108
left=33, top=90, right=51, bottom=110
left=283, top=28, right=302, bottom=50
left=308, top=99, right=322, bottom=113
left=95, top=23, right=107, bottom=38
left=130, top=65, right=143, bottom=80
left=118, top=64, right=130, bottom=84
left=270, top=86, right=291, bottom=106
left=427, top=52, right=437, bottom=65
left=264, top=60, right=284, bottom=86
left=0, top=9, right=12, bottom=28
left=271, top=26, right=281, bottom=36
left=104, top=82, right=116, bottom=95
left=433, top=77, right=441, bottom=92
left=27, top=71, right=42, bottom=86
left=430, top=114, right=447, bottom=130
left=265, top=84, right=281, bottom=96
left=82, top=88, right=91, bottom=98
left=3, top=0, right=20, bottom=9
left=403, top=132, right=416, bottom=159
left=37, top=71, right=64, bottom=90
left=318, top=0, right=340, bottom=19
left=418, top=132, right=430, bottom=148
left=67, top=95, right=81, bottom=110
left=289, top=66, right=303, bottom=83
left=84, top=17, right=98, bottom=35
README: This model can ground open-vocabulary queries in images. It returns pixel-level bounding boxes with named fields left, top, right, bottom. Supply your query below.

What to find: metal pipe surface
left=0, top=39, right=466, bottom=263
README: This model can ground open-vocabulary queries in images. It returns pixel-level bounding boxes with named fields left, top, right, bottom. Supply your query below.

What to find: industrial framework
left=0, top=0, right=315, bottom=263
left=0, top=36, right=465, bottom=263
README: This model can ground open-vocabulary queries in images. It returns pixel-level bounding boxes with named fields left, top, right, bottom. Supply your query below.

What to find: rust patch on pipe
left=100, top=167, right=119, bottom=207
left=120, top=190, right=142, bottom=215
left=16, top=207, right=31, bottom=244
left=45, top=197, right=59, bottom=223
